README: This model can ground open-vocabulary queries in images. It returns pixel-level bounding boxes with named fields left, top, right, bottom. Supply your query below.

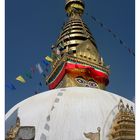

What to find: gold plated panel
left=76, top=39, right=101, bottom=65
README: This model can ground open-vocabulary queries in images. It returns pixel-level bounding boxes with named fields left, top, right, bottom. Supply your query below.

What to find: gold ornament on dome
left=84, top=127, right=101, bottom=140
left=6, top=117, right=35, bottom=140
left=6, top=117, right=20, bottom=140
left=108, top=99, right=135, bottom=140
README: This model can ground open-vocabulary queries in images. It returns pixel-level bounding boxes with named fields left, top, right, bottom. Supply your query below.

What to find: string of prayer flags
left=45, top=56, right=53, bottom=63
left=36, top=63, right=43, bottom=74
left=7, top=53, right=54, bottom=92
left=16, top=76, right=26, bottom=83
left=85, top=12, right=135, bottom=57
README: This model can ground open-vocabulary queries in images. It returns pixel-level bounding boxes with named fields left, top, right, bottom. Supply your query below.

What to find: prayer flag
left=120, top=40, right=123, bottom=44
left=16, top=76, right=26, bottom=83
left=31, top=67, right=35, bottom=73
left=36, top=63, right=43, bottom=74
left=43, top=74, right=46, bottom=78
left=91, top=16, right=96, bottom=21
left=108, top=29, right=112, bottom=32
left=42, top=59, right=49, bottom=66
left=39, top=82, right=42, bottom=86
left=45, top=68, right=49, bottom=72
left=25, top=72, right=32, bottom=79
left=6, top=83, right=16, bottom=90
left=56, top=48, right=60, bottom=55
left=99, top=22, right=103, bottom=27
left=113, top=33, right=116, bottom=38
left=106, top=65, right=110, bottom=69
left=45, top=56, right=53, bottom=62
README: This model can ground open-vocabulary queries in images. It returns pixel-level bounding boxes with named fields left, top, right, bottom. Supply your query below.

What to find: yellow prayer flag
left=45, top=56, right=53, bottom=62
left=16, top=76, right=26, bottom=83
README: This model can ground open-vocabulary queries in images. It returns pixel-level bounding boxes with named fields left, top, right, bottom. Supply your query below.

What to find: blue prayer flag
left=6, top=83, right=16, bottom=90
left=42, top=59, right=49, bottom=66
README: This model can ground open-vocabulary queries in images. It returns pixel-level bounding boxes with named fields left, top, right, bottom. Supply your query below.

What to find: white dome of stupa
left=5, top=87, right=134, bottom=140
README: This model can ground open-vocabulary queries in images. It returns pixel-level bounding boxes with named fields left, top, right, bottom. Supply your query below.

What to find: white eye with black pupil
left=88, top=81, right=98, bottom=88
left=77, top=79, right=83, bottom=83
left=76, top=77, right=86, bottom=85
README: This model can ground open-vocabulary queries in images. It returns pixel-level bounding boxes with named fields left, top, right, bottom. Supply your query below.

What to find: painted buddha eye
left=88, top=81, right=98, bottom=88
left=75, top=77, right=86, bottom=85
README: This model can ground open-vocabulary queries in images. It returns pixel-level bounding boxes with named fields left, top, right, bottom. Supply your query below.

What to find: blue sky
left=5, top=0, right=135, bottom=112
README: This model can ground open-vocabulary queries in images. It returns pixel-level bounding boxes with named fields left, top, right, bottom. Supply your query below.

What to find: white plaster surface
left=6, top=87, right=134, bottom=140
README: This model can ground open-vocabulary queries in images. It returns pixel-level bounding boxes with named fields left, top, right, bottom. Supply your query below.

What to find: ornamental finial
left=65, top=0, right=85, bottom=16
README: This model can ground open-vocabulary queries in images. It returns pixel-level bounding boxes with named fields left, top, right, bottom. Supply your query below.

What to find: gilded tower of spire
left=46, top=0, right=110, bottom=90
left=108, top=100, right=135, bottom=140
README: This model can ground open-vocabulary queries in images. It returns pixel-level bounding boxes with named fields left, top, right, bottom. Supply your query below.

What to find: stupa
left=5, top=0, right=135, bottom=140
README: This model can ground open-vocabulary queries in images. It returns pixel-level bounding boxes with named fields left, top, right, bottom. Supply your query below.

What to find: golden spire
left=47, top=0, right=110, bottom=90
left=55, top=0, right=96, bottom=58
